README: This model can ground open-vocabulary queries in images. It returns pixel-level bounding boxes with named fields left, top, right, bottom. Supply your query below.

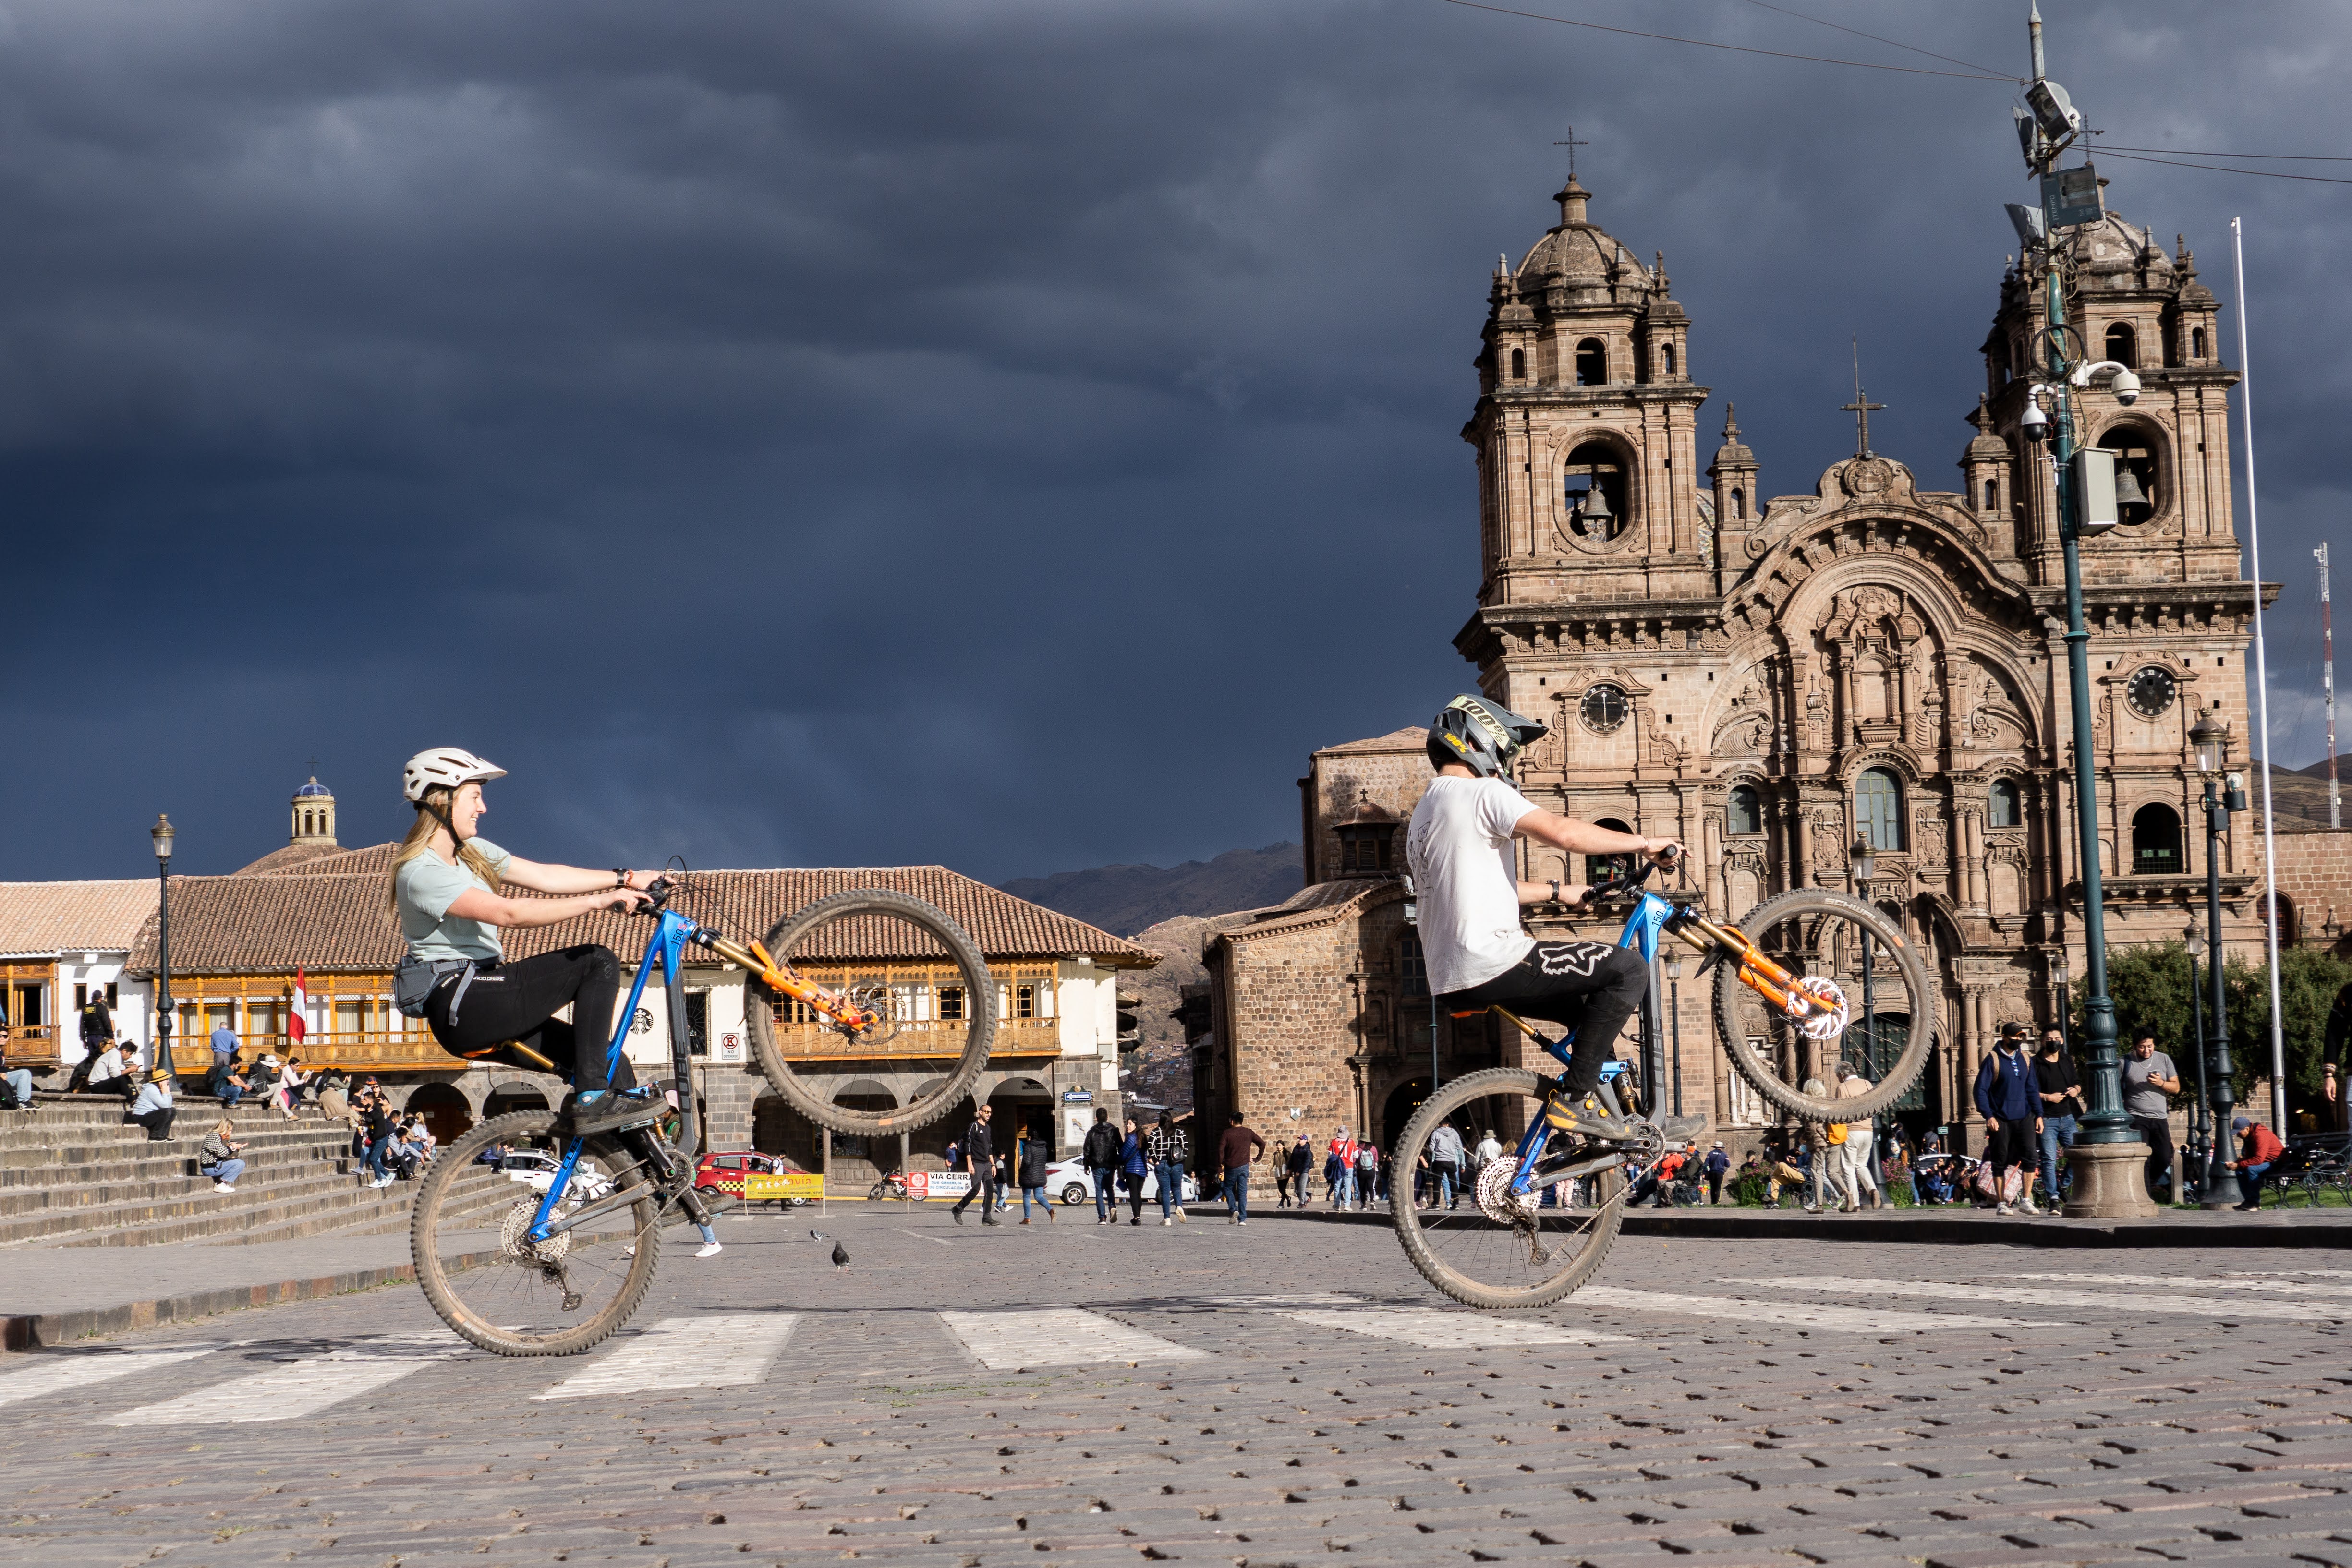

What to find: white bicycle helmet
left=401, top=747, right=507, bottom=804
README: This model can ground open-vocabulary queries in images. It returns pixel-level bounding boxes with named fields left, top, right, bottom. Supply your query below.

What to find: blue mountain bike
left=1392, top=863, right=1930, bottom=1309
left=410, top=878, right=996, bottom=1355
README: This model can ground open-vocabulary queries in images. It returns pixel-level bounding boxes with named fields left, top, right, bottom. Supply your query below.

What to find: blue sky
left=3, top=0, right=2343, bottom=880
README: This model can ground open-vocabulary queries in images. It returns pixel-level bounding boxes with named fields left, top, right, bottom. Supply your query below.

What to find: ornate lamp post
left=1849, top=833, right=1887, bottom=1188
left=1664, top=953, right=1685, bottom=1119
left=2184, top=921, right=2209, bottom=1200
left=2190, top=714, right=2241, bottom=1207
left=149, top=814, right=178, bottom=1089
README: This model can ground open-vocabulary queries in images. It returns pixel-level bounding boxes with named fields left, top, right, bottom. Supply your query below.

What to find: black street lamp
left=2184, top=921, right=2209, bottom=1201
left=1849, top=832, right=1886, bottom=1191
left=1664, top=953, right=1685, bottom=1119
left=149, top=814, right=177, bottom=1089
left=2190, top=715, right=2241, bottom=1208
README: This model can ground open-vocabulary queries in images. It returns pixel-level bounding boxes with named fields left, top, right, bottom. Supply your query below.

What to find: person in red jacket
left=2224, top=1116, right=2288, bottom=1211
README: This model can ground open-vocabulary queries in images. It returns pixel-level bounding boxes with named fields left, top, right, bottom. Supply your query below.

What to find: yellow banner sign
left=742, top=1172, right=825, bottom=1202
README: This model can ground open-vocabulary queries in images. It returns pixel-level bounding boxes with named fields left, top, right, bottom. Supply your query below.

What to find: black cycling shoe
left=567, top=1086, right=667, bottom=1137
left=1649, top=1113, right=1711, bottom=1145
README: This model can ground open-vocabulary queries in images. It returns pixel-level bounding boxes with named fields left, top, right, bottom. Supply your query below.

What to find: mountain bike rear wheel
left=1712, top=888, right=1935, bottom=1122
left=1391, top=1068, right=1626, bottom=1311
left=744, top=888, right=996, bottom=1135
left=411, top=1110, right=663, bottom=1357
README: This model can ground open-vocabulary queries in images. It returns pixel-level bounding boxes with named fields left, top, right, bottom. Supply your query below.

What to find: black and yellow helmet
left=1429, top=694, right=1546, bottom=778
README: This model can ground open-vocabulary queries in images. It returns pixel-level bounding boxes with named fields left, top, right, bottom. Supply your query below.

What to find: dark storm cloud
left=2, top=0, right=2344, bottom=880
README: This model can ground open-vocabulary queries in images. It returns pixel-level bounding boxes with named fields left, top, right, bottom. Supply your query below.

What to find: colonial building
left=0, top=880, right=156, bottom=1070
left=1203, top=169, right=2306, bottom=1155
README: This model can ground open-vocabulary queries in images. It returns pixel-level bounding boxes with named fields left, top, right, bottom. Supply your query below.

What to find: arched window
left=1988, top=778, right=2020, bottom=829
left=1509, top=347, right=1525, bottom=380
left=1588, top=818, right=1637, bottom=886
left=1855, top=768, right=1903, bottom=851
left=1726, top=784, right=1760, bottom=836
left=2097, top=426, right=2162, bottom=525
left=1662, top=343, right=1677, bottom=376
left=2131, top=803, right=2182, bottom=875
left=1562, top=441, right=1628, bottom=539
left=2192, top=326, right=2207, bottom=359
left=1983, top=478, right=1999, bottom=510
left=1730, top=487, right=1745, bottom=519
left=1575, top=338, right=1607, bottom=386
left=2104, top=322, right=2137, bottom=369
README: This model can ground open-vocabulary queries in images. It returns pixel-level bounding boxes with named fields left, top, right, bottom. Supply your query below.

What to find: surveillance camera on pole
left=2069, top=359, right=2140, bottom=406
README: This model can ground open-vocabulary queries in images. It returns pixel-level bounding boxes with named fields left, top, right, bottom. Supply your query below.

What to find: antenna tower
left=2322, top=544, right=2340, bottom=829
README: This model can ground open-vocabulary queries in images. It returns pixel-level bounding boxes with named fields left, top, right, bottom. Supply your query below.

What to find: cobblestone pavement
left=5, top=1207, right=2351, bottom=1567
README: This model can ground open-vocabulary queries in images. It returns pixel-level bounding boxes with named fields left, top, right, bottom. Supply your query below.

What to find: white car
left=497, top=1150, right=614, bottom=1201
left=1043, top=1158, right=1200, bottom=1206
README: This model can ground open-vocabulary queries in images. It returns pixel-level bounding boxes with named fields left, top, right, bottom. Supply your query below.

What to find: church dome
left=1515, top=178, right=1654, bottom=290
left=293, top=777, right=333, bottom=798
left=2058, top=205, right=2173, bottom=293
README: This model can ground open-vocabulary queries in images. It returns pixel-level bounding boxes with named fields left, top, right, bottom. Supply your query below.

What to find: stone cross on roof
left=1552, top=127, right=1589, bottom=181
left=1842, top=338, right=1885, bottom=458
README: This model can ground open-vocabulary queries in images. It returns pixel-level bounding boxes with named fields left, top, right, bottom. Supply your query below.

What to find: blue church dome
left=293, top=776, right=333, bottom=797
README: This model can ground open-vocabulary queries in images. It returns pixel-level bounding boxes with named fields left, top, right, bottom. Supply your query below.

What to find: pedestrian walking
left=1082, top=1107, right=1122, bottom=1224
left=129, top=1071, right=175, bottom=1142
left=2034, top=1027, right=2085, bottom=1207
left=1327, top=1127, right=1357, bottom=1209
left=199, top=1118, right=247, bottom=1193
left=1355, top=1140, right=1380, bottom=1210
left=1424, top=1120, right=1465, bottom=1210
left=2122, top=1027, right=2181, bottom=1205
left=1217, top=1111, right=1263, bottom=1224
left=1016, top=1130, right=1054, bottom=1224
left=1119, top=1115, right=1148, bottom=1224
left=1974, top=1022, right=2044, bottom=1214
left=2223, top=1115, right=2288, bottom=1210
left=1800, top=1086, right=1842, bottom=1212
left=361, top=1091, right=400, bottom=1187
left=1280, top=1135, right=1310, bottom=1208
left=1146, top=1110, right=1189, bottom=1226
left=1835, top=1064, right=1879, bottom=1210
left=1702, top=1141, right=1729, bottom=1205
left=950, top=1104, right=999, bottom=1226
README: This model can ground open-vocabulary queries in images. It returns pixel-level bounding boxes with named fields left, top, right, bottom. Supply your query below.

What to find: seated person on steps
left=1404, top=694, right=1708, bottom=1147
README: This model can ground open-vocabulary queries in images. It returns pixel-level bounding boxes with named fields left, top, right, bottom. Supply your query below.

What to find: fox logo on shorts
left=1531, top=941, right=1617, bottom=979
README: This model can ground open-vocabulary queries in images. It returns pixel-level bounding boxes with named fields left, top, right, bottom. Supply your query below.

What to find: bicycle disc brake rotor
left=1787, top=976, right=1850, bottom=1041
left=498, top=1199, right=572, bottom=1266
left=840, top=980, right=900, bottom=1049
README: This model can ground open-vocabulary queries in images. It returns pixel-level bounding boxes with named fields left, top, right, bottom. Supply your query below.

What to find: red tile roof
left=128, top=862, right=1152, bottom=976
left=0, top=880, right=159, bottom=956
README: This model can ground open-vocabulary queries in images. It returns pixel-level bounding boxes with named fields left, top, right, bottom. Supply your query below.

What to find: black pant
left=2132, top=1114, right=2176, bottom=1201
left=1124, top=1170, right=1146, bottom=1218
left=1707, top=1171, right=1724, bottom=1204
left=1986, top=1117, right=2037, bottom=1176
left=953, top=1165, right=997, bottom=1217
left=425, top=946, right=627, bottom=1092
left=1442, top=941, right=1649, bottom=1096
left=133, top=1105, right=175, bottom=1141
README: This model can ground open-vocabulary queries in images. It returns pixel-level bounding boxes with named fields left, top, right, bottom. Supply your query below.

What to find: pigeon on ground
left=809, top=1229, right=826, bottom=1240
left=830, top=1242, right=850, bottom=1268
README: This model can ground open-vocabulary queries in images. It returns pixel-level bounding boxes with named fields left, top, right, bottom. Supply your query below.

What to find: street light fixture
left=1665, top=953, right=1685, bottom=1120
left=149, top=815, right=177, bottom=1091
left=2189, top=716, right=2240, bottom=1206
left=1847, top=833, right=1884, bottom=1188
left=2183, top=920, right=2210, bottom=1199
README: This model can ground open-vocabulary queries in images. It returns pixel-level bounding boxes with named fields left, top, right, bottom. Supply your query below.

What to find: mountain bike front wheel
left=744, top=888, right=996, bottom=1135
left=1391, top=1068, right=1626, bottom=1311
left=1712, top=887, right=1935, bottom=1122
left=411, top=1110, right=664, bottom=1357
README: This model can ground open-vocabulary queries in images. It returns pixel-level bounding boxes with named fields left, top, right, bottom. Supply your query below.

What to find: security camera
left=2111, top=368, right=2140, bottom=406
left=2021, top=400, right=2050, bottom=442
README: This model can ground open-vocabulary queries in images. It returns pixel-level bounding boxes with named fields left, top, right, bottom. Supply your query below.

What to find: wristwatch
left=612, top=868, right=631, bottom=890
left=1548, top=879, right=1560, bottom=905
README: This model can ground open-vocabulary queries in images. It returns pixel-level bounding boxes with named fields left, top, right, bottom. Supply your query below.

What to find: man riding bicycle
left=1406, top=694, right=1707, bottom=1148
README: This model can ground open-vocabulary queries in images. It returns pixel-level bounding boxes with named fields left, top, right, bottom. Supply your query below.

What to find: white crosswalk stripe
left=0, top=1345, right=219, bottom=1410
left=1578, top=1284, right=2061, bottom=1332
left=941, top=1308, right=1204, bottom=1369
left=2020, top=1272, right=2352, bottom=1298
left=536, top=1314, right=801, bottom=1401
left=1279, top=1307, right=1628, bottom=1348
left=1720, top=1276, right=2352, bottom=1324
left=102, top=1335, right=461, bottom=1426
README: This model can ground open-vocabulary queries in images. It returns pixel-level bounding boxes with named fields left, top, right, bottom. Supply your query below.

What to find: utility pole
left=2321, top=544, right=2339, bottom=829
left=2012, top=4, right=2154, bottom=1216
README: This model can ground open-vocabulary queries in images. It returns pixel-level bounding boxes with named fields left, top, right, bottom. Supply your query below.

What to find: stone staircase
left=0, top=1096, right=417, bottom=1248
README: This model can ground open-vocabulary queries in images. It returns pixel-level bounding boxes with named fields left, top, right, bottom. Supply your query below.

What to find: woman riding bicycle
left=389, top=747, right=668, bottom=1137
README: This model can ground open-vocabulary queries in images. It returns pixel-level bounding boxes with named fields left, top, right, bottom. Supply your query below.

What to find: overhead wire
left=2096, top=149, right=2352, bottom=187
left=1734, top=0, right=2011, bottom=79
left=2097, top=144, right=2352, bottom=162
left=1434, top=0, right=2017, bottom=81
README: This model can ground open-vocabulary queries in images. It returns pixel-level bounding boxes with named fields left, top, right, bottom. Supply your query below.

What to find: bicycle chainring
left=498, top=1199, right=572, bottom=1266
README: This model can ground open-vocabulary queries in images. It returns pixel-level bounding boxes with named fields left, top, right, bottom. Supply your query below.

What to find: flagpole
left=2233, top=215, right=2289, bottom=1135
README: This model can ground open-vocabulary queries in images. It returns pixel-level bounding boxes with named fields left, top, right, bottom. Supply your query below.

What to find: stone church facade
left=1201, top=169, right=2298, bottom=1156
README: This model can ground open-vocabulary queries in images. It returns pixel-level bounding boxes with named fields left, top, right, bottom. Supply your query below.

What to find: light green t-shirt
left=396, top=838, right=514, bottom=963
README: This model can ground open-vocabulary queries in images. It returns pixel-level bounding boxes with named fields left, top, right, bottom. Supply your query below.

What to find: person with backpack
left=1355, top=1141, right=1380, bottom=1210
left=1015, top=1128, right=1054, bottom=1224
left=1973, top=1021, right=2044, bottom=1215
left=1702, top=1141, right=1730, bottom=1205
left=1327, top=1127, right=1356, bottom=1209
left=1145, top=1110, right=1189, bottom=1225
left=1424, top=1121, right=1466, bottom=1211
left=1082, top=1106, right=1123, bottom=1224
left=949, top=1105, right=999, bottom=1226
left=1283, top=1136, right=1312, bottom=1208
left=2224, top=1116, right=2289, bottom=1211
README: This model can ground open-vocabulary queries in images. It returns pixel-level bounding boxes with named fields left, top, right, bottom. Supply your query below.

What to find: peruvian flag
left=289, top=968, right=309, bottom=1046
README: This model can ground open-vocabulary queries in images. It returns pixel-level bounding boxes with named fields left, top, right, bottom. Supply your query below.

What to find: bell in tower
left=289, top=776, right=338, bottom=848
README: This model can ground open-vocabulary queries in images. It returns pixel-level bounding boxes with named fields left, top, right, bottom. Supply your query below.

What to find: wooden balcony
left=2, top=1025, right=60, bottom=1069
left=767, top=1015, right=1062, bottom=1061
left=163, top=1032, right=457, bottom=1075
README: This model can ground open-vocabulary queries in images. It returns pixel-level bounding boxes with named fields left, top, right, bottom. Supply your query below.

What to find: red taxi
left=695, top=1150, right=815, bottom=1205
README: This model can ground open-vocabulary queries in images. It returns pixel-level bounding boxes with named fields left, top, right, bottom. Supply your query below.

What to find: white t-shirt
left=1406, top=775, right=1537, bottom=995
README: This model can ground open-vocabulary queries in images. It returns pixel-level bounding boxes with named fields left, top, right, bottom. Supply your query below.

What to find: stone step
left=0, top=1127, right=357, bottom=1175
left=0, top=1160, right=384, bottom=1245
left=50, top=1177, right=420, bottom=1249
left=0, top=1154, right=360, bottom=1217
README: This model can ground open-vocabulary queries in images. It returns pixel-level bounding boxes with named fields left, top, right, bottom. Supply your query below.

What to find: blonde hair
left=213, top=1118, right=234, bottom=1139
left=388, top=785, right=504, bottom=910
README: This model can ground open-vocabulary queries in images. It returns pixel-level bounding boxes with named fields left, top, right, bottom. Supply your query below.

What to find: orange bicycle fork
left=697, top=931, right=878, bottom=1037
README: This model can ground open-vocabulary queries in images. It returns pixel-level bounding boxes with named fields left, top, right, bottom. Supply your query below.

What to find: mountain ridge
left=996, top=844, right=1302, bottom=938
